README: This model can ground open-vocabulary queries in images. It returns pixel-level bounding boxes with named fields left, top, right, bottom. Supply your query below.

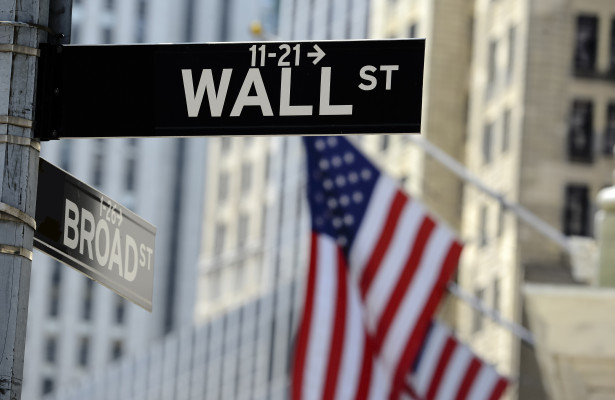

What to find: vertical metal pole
left=0, top=0, right=47, bottom=398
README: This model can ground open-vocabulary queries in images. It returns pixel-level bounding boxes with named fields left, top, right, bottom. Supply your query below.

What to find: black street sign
left=35, top=39, right=424, bottom=139
left=34, top=158, right=156, bottom=311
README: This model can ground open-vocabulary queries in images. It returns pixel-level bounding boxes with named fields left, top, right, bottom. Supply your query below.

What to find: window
left=49, top=262, right=61, bottom=317
left=482, top=122, right=493, bottom=164
left=574, top=15, right=598, bottom=74
left=82, top=279, right=94, bottom=321
left=78, top=337, right=90, bottom=367
left=92, top=139, right=105, bottom=187
left=238, top=214, right=249, bottom=248
left=472, top=288, right=485, bottom=333
left=214, top=223, right=226, bottom=256
left=487, top=39, right=498, bottom=96
left=502, top=109, right=511, bottom=152
left=125, top=139, right=138, bottom=192
left=60, top=141, right=72, bottom=171
left=568, top=100, right=593, bottom=162
left=380, top=135, right=390, bottom=152
left=493, top=279, right=501, bottom=313
left=218, top=171, right=229, bottom=203
left=604, top=103, right=615, bottom=155
left=240, top=162, right=252, bottom=194
left=221, top=137, right=232, bottom=153
left=102, top=27, right=113, bottom=43
left=611, top=20, right=615, bottom=73
left=42, top=378, right=54, bottom=395
left=135, top=0, right=147, bottom=43
left=507, top=26, right=516, bottom=82
left=111, top=340, right=123, bottom=360
left=479, top=205, right=488, bottom=247
left=496, top=203, right=505, bottom=237
left=564, top=184, right=590, bottom=236
left=105, top=0, right=114, bottom=10
left=115, top=297, right=125, bottom=324
left=45, top=337, right=57, bottom=363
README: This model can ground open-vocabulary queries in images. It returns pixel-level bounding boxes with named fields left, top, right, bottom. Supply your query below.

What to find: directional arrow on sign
left=307, top=44, right=325, bottom=65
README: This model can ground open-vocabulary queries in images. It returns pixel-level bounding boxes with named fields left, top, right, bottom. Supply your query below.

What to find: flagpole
left=447, top=282, right=535, bottom=347
left=404, top=135, right=571, bottom=253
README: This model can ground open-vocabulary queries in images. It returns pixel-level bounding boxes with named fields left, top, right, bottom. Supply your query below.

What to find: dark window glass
left=241, top=162, right=252, bottom=194
left=42, top=378, right=54, bottom=395
left=238, top=214, right=249, bottom=248
left=407, top=23, right=417, bottom=38
left=135, top=0, right=147, bottom=43
left=111, top=341, right=123, bottom=360
left=214, top=224, right=226, bottom=256
left=479, top=205, right=488, bottom=247
left=218, top=171, right=229, bottom=203
left=472, top=288, right=485, bottom=333
left=564, top=184, right=590, bottom=236
left=380, top=135, right=390, bottom=152
left=611, top=20, right=615, bottom=73
left=568, top=100, right=594, bottom=162
left=92, top=139, right=105, bottom=187
left=82, top=279, right=94, bottom=321
left=102, top=27, right=112, bottom=43
left=507, top=26, right=516, bottom=82
left=604, top=103, right=615, bottom=155
left=487, top=40, right=498, bottom=95
left=78, top=337, right=90, bottom=367
left=483, top=122, right=493, bottom=164
left=502, top=109, right=511, bottom=152
left=115, top=297, right=125, bottom=324
left=45, top=337, right=57, bottom=363
left=574, top=15, right=598, bottom=73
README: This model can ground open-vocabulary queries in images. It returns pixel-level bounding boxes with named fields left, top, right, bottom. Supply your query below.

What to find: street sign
left=34, top=158, right=156, bottom=311
left=35, top=39, right=425, bottom=139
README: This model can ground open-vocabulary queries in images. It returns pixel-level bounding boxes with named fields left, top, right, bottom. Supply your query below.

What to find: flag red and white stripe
left=405, top=320, right=509, bottom=400
left=294, top=136, right=464, bottom=400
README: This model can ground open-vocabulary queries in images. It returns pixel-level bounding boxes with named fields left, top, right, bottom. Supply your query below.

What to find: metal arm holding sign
left=35, top=39, right=425, bottom=139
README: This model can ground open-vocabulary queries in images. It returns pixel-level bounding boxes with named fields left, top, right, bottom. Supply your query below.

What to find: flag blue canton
left=303, top=136, right=380, bottom=254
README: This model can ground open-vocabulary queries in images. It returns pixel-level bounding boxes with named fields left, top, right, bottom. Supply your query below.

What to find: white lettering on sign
left=358, top=65, right=400, bottom=91
left=182, top=67, right=354, bottom=117
left=63, top=198, right=153, bottom=282
left=181, top=69, right=232, bottom=117
left=280, top=68, right=313, bottom=116
left=230, top=68, right=274, bottom=117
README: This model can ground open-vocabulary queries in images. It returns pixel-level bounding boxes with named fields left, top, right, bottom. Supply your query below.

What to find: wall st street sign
left=35, top=39, right=425, bottom=139
left=34, top=158, right=156, bottom=311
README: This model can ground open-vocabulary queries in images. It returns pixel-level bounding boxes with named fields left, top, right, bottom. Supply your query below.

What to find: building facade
left=371, top=0, right=615, bottom=399
left=23, top=0, right=273, bottom=398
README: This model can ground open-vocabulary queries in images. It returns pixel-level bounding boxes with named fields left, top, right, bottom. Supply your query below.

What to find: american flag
left=293, top=136, right=463, bottom=400
left=405, top=320, right=509, bottom=400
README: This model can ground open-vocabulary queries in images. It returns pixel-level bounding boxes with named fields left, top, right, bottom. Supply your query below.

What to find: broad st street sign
left=34, top=158, right=156, bottom=311
left=35, top=39, right=425, bottom=139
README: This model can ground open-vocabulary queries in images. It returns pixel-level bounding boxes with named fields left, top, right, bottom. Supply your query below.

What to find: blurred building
left=23, top=0, right=273, bottom=399
left=369, top=0, right=615, bottom=399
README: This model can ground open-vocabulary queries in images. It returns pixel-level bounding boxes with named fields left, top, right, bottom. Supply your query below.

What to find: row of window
left=48, top=262, right=126, bottom=323
left=574, top=14, right=615, bottom=77
left=42, top=338, right=123, bottom=395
